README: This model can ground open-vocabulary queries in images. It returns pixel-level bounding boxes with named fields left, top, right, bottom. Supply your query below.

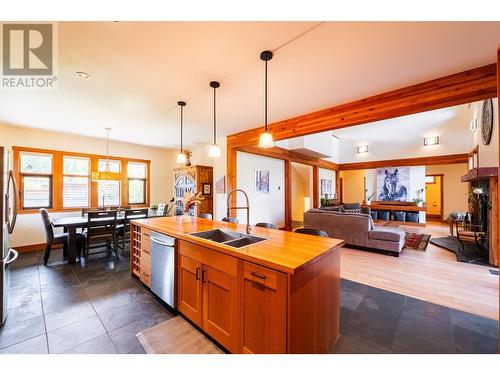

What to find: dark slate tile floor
left=332, top=279, right=499, bottom=354
left=0, top=247, right=175, bottom=354
left=1, top=248, right=498, bottom=354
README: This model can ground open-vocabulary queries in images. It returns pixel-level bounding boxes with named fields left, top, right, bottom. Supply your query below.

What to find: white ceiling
left=1, top=21, right=500, bottom=149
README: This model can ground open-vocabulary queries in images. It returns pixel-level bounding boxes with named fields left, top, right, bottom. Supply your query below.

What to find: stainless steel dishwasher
left=150, top=232, right=176, bottom=308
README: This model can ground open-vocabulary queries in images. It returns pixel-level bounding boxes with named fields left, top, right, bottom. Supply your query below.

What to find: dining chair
left=84, top=210, right=119, bottom=259
left=255, top=222, right=277, bottom=229
left=294, top=228, right=329, bottom=237
left=117, top=208, right=149, bottom=253
left=40, top=209, right=85, bottom=265
left=222, top=217, right=239, bottom=224
left=81, top=207, right=99, bottom=217
left=199, top=213, right=213, bottom=220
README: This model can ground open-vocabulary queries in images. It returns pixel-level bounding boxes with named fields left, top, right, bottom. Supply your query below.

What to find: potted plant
left=181, top=191, right=205, bottom=222
left=413, top=188, right=424, bottom=207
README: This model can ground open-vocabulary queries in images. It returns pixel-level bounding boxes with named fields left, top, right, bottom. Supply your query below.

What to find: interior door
left=178, top=255, right=202, bottom=326
left=202, top=264, right=237, bottom=353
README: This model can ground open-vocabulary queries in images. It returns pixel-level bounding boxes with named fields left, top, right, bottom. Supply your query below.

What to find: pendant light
left=91, top=127, right=121, bottom=181
left=258, top=50, right=274, bottom=148
left=208, top=81, right=221, bottom=158
left=176, top=101, right=187, bottom=164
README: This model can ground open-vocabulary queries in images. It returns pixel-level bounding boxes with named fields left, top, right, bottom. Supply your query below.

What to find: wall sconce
left=470, top=118, right=478, bottom=132
left=424, top=136, right=439, bottom=146
left=356, top=145, right=368, bottom=154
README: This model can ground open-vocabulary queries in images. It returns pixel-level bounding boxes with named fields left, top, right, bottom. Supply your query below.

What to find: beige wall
left=291, top=163, right=312, bottom=221
left=470, top=98, right=498, bottom=168
left=0, top=122, right=178, bottom=247
left=340, top=169, right=365, bottom=203
left=426, top=163, right=469, bottom=218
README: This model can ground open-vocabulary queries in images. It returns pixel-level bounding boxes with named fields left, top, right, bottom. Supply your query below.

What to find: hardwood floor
left=341, top=222, right=499, bottom=320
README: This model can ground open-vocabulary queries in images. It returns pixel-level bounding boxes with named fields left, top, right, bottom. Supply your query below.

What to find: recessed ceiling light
left=76, top=72, right=90, bottom=79
left=424, top=136, right=439, bottom=146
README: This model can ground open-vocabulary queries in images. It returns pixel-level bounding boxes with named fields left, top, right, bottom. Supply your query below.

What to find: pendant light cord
left=213, top=85, right=217, bottom=144
left=264, top=59, right=268, bottom=132
left=180, top=105, right=183, bottom=153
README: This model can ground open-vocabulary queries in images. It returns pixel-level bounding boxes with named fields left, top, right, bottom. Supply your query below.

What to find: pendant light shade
left=91, top=127, right=121, bottom=181
left=177, top=101, right=186, bottom=164
left=209, top=81, right=221, bottom=158
left=258, top=50, right=274, bottom=148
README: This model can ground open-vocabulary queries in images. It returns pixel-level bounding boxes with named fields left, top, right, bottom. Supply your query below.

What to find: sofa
left=303, top=209, right=405, bottom=255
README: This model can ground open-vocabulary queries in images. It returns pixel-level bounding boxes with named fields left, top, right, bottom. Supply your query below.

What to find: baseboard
left=13, top=242, right=63, bottom=254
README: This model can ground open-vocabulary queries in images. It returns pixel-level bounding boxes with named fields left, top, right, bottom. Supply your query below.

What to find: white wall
left=0, top=122, right=178, bottom=247
left=236, top=152, right=285, bottom=228
left=469, top=98, right=499, bottom=167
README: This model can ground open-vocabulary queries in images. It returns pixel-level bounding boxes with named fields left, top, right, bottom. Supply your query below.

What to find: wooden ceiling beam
left=338, top=153, right=469, bottom=171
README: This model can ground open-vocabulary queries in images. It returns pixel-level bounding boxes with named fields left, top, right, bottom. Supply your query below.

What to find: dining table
left=52, top=209, right=166, bottom=263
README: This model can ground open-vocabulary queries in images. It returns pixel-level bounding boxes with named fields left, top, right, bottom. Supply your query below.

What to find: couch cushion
left=319, top=206, right=344, bottom=212
left=369, top=226, right=405, bottom=242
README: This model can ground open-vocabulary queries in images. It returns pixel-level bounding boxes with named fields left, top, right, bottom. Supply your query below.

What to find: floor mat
left=136, top=316, right=223, bottom=354
left=404, top=233, right=431, bottom=251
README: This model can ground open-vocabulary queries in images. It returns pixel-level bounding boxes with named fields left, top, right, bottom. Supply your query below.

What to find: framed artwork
left=202, top=183, right=212, bottom=195
left=376, top=167, right=410, bottom=202
left=255, top=170, right=270, bottom=193
left=215, top=175, right=226, bottom=194
left=320, top=179, right=332, bottom=195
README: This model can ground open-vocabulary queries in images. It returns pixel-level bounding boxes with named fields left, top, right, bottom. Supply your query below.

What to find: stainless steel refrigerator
left=1, top=146, right=19, bottom=326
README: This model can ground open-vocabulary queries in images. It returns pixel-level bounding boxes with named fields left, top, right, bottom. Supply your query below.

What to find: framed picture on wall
left=215, top=175, right=226, bottom=194
left=320, top=179, right=332, bottom=195
left=202, top=183, right=212, bottom=195
left=255, top=170, right=270, bottom=193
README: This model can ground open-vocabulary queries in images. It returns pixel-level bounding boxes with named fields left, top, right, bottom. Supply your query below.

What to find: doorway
left=290, top=162, right=313, bottom=229
left=425, top=174, right=444, bottom=222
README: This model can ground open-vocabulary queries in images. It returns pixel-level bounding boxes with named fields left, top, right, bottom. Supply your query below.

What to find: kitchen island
left=130, top=216, right=344, bottom=354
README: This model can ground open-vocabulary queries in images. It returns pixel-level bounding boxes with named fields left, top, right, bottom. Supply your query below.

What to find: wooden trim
left=461, top=167, right=498, bottom=182
left=13, top=242, right=63, bottom=253
left=228, top=64, right=497, bottom=149
left=312, top=166, right=319, bottom=209
left=339, top=154, right=468, bottom=171
left=237, top=145, right=338, bottom=171
left=284, top=160, right=292, bottom=231
left=13, top=146, right=151, bottom=214
left=497, top=47, right=500, bottom=350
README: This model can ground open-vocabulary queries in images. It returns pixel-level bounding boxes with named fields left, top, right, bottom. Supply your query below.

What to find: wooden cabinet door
left=239, top=262, right=287, bottom=354
left=178, top=255, right=202, bottom=326
left=202, top=265, right=237, bottom=353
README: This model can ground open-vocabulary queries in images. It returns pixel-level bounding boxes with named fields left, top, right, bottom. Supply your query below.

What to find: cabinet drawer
left=179, top=241, right=237, bottom=277
left=142, top=228, right=151, bottom=240
left=140, top=261, right=151, bottom=287
left=141, top=239, right=151, bottom=262
left=243, top=262, right=280, bottom=291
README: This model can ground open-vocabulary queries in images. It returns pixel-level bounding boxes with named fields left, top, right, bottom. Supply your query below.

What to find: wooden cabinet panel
left=202, top=265, right=237, bottom=353
left=239, top=261, right=287, bottom=354
left=179, top=241, right=237, bottom=277
left=140, top=260, right=151, bottom=287
left=178, top=255, right=203, bottom=326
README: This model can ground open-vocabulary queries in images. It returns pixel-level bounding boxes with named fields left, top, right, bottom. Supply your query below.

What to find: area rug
left=404, top=232, right=431, bottom=251
left=136, top=316, right=223, bottom=354
left=430, top=236, right=490, bottom=266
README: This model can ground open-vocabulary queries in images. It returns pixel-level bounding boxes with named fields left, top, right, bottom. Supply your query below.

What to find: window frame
left=13, top=146, right=151, bottom=214
left=19, top=151, right=54, bottom=210
left=62, top=155, right=91, bottom=209
left=127, top=161, right=148, bottom=205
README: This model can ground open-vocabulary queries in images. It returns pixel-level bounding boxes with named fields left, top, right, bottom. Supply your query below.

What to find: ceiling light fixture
left=91, top=128, right=121, bottom=181
left=356, top=145, right=368, bottom=154
left=208, top=81, right=221, bottom=158
left=258, top=50, right=274, bottom=148
left=424, top=136, right=440, bottom=146
left=176, top=101, right=187, bottom=164
left=76, top=71, right=90, bottom=79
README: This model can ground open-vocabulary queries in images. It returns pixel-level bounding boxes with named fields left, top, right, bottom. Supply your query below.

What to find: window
left=97, top=159, right=121, bottom=206
left=63, top=156, right=90, bottom=208
left=19, top=152, right=53, bottom=209
left=425, top=176, right=436, bottom=184
left=128, top=162, right=147, bottom=204
left=13, top=147, right=150, bottom=212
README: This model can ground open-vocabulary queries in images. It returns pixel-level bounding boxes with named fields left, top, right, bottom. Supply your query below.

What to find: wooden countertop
left=132, top=216, right=344, bottom=274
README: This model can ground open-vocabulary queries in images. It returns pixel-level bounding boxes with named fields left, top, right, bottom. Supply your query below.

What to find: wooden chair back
left=294, top=228, right=329, bottom=237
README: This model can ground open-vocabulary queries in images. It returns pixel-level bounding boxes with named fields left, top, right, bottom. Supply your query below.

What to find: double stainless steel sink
left=189, top=229, right=267, bottom=249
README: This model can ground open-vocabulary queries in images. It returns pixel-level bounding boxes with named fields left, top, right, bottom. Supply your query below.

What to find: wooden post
left=313, top=166, right=319, bottom=208
left=496, top=47, right=500, bottom=353
left=284, top=160, right=292, bottom=231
